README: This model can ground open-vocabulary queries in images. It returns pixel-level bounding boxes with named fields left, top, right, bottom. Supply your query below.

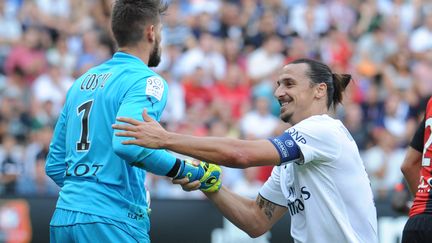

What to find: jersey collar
left=113, top=51, right=148, bottom=67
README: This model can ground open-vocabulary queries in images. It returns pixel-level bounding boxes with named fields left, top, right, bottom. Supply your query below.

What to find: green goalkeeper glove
left=176, top=160, right=222, bottom=193
left=198, top=162, right=222, bottom=193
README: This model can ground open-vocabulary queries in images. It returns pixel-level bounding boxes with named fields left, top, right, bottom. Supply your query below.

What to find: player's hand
left=172, top=177, right=201, bottom=191
left=198, top=162, right=222, bottom=193
left=113, top=109, right=167, bottom=148
left=173, top=161, right=222, bottom=193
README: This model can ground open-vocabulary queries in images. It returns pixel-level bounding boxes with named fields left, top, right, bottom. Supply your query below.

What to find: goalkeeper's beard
left=148, top=39, right=161, bottom=67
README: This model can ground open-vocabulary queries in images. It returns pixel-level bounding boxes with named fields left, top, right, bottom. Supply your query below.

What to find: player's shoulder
left=122, top=63, right=166, bottom=84
left=294, top=114, right=336, bottom=131
left=141, top=74, right=167, bottom=102
left=143, top=70, right=166, bottom=83
left=289, top=115, right=341, bottom=141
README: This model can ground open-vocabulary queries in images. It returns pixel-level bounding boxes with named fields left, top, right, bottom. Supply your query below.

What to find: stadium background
left=0, top=0, right=430, bottom=242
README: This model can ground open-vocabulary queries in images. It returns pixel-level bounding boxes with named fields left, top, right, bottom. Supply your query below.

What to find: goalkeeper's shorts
left=50, top=208, right=150, bottom=243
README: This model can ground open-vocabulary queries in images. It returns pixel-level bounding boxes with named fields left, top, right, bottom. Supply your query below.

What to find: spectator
left=46, top=34, right=77, bottom=77
left=244, top=10, right=282, bottom=49
left=212, top=64, right=251, bottom=121
left=319, top=27, right=353, bottom=72
left=246, top=34, right=284, bottom=83
left=289, top=0, right=330, bottom=51
left=231, top=167, right=263, bottom=199
left=352, top=0, right=382, bottom=38
left=4, top=26, right=48, bottom=84
left=182, top=66, right=213, bottom=109
left=377, top=0, right=420, bottom=34
left=327, top=0, right=356, bottom=34
left=222, top=38, right=247, bottom=70
left=411, top=56, right=432, bottom=99
left=160, top=71, right=186, bottom=129
left=65, top=0, right=95, bottom=36
left=0, top=0, right=22, bottom=74
left=17, top=126, right=59, bottom=196
left=354, top=25, right=397, bottom=79
left=239, top=96, right=278, bottom=140
left=409, top=12, right=432, bottom=55
left=0, top=70, right=32, bottom=142
left=380, top=92, right=411, bottom=145
left=174, top=32, right=226, bottom=82
left=217, top=1, right=243, bottom=39
left=0, top=135, right=23, bottom=195
left=32, top=60, right=74, bottom=118
left=162, top=2, right=193, bottom=47
left=362, top=128, right=406, bottom=199
left=74, top=30, right=111, bottom=77
left=342, top=102, right=369, bottom=150
left=383, top=51, right=413, bottom=93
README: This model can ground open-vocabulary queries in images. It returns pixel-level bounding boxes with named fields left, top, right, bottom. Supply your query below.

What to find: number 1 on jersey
left=77, top=100, right=93, bottom=151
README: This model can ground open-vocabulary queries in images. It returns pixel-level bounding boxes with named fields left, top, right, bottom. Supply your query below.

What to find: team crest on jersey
left=145, top=76, right=164, bottom=101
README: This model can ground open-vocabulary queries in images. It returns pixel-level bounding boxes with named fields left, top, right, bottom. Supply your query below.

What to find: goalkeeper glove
left=198, top=162, right=222, bottom=192
left=176, top=160, right=222, bottom=192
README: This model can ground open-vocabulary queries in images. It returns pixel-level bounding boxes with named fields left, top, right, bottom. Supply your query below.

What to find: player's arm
left=163, top=132, right=281, bottom=168
left=45, top=105, right=68, bottom=187
left=176, top=176, right=286, bottom=238
left=401, top=117, right=425, bottom=196
left=208, top=188, right=287, bottom=238
left=174, top=177, right=286, bottom=238
left=111, top=77, right=214, bottom=183
left=113, top=110, right=297, bottom=168
left=111, top=77, right=179, bottom=177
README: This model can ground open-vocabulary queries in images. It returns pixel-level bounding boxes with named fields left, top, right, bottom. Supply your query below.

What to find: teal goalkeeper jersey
left=46, top=52, right=175, bottom=231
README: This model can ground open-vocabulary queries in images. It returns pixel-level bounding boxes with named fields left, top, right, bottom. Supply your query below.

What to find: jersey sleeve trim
left=258, top=193, right=288, bottom=208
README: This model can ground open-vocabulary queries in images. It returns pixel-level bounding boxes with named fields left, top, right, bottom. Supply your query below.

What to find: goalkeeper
left=45, top=0, right=220, bottom=242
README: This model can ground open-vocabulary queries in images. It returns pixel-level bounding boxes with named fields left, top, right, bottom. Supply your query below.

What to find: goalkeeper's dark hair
left=111, top=0, right=168, bottom=47
left=291, top=58, right=351, bottom=109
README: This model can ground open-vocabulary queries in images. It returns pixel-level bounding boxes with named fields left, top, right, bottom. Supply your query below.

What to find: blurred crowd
left=0, top=0, right=431, bottom=203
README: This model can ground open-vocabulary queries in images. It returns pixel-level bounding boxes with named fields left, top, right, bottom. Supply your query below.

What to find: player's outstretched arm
left=113, top=110, right=281, bottom=168
left=173, top=177, right=287, bottom=238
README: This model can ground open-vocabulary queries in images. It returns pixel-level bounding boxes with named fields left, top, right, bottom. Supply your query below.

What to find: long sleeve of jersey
left=112, top=76, right=177, bottom=176
left=45, top=104, right=68, bottom=187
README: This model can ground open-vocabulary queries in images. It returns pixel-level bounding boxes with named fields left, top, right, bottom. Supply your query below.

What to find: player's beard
left=148, top=38, right=161, bottom=67
left=279, top=105, right=294, bottom=123
left=280, top=112, right=293, bottom=123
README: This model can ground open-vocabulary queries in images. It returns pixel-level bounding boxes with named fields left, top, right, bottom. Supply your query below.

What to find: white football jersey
left=260, top=115, right=378, bottom=243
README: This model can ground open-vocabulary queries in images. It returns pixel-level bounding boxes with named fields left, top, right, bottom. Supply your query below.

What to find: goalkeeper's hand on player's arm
left=173, top=160, right=222, bottom=193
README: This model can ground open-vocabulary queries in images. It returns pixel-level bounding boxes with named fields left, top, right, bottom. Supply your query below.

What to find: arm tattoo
left=256, top=195, right=276, bottom=221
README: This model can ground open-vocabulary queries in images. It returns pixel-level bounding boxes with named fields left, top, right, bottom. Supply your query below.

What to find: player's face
left=274, top=63, right=317, bottom=125
left=148, top=22, right=162, bottom=67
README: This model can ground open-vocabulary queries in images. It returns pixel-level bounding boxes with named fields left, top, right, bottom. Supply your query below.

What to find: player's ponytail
left=331, top=73, right=351, bottom=107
